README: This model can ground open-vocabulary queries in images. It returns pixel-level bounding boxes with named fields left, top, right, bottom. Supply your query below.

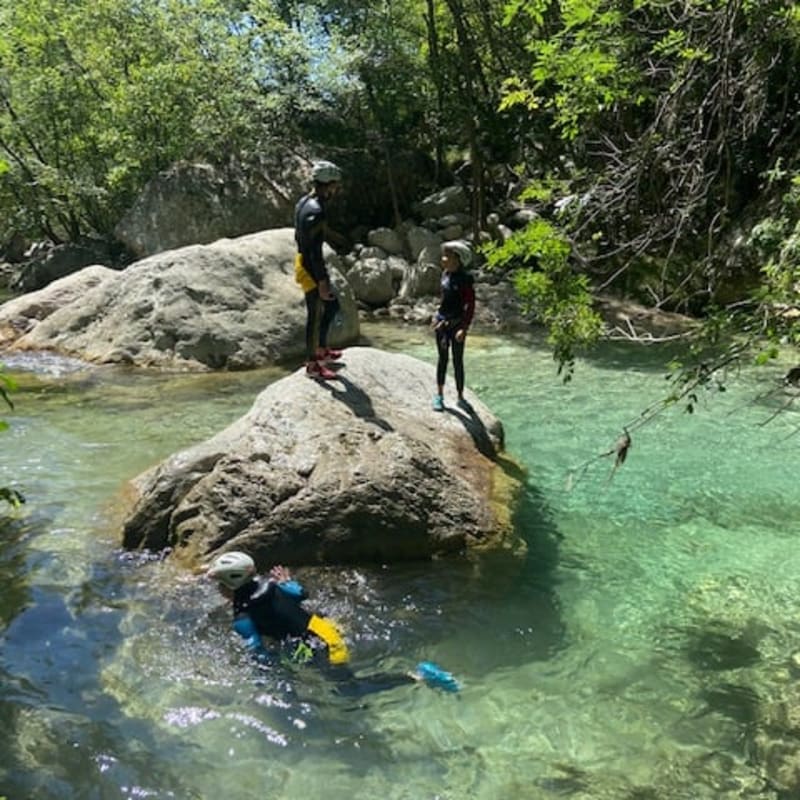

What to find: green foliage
left=503, top=0, right=642, bottom=139
left=490, top=0, right=800, bottom=392
left=483, top=218, right=603, bottom=376
left=0, top=363, right=14, bottom=415
left=748, top=161, right=800, bottom=347
left=321, top=1, right=432, bottom=146
left=518, top=172, right=575, bottom=205
left=0, top=0, right=308, bottom=241
left=500, top=0, right=800, bottom=310
left=0, top=363, right=24, bottom=510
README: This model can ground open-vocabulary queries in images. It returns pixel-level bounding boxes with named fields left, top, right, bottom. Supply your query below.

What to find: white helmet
left=311, top=160, right=342, bottom=184
left=206, top=551, right=255, bottom=590
left=442, top=240, right=472, bottom=268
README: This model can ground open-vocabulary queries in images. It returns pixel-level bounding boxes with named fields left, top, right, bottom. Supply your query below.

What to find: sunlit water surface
left=1, top=323, right=799, bottom=800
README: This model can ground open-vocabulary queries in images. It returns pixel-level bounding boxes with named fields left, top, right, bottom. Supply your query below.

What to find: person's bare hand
left=318, top=280, right=334, bottom=301
left=455, top=329, right=466, bottom=342
left=270, top=565, right=291, bottom=582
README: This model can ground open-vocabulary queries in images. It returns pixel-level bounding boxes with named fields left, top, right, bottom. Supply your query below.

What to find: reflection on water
left=1, top=322, right=799, bottom=798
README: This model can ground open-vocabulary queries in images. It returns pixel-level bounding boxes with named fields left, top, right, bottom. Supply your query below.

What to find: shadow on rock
left=316, top=372, right=394, bottom=433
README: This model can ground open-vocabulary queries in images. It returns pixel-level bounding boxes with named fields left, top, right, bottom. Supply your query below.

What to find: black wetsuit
left=294, top=192, right=339, bottom=359
left=435, top=268, right=476, bottom=394
left=234, top=578, right=311, bottom=640
left=231, top=577, right=414, bottom=697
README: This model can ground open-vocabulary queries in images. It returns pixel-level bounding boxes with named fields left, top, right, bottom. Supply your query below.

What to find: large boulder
left=346, top=257, right=396, bottom=307
left=114, top=150, right=438, bottom=259
left=367, top=227, right=405, bottom=256
left=407, top=225, right=441, bottom=261
left=399, top=261, right=440, bottom=299
left=115, top=157, right=308, bottom=258
left=0, top=265, right=118, bottom=344
left=1, top=228, right=358, bottom=370
left=121, top=347, right=523, bottom=567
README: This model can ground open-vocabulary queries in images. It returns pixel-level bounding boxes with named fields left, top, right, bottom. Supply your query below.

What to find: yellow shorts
left=294, top=253, right=317, bottom=293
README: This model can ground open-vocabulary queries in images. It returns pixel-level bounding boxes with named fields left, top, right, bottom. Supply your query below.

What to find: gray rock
left=3, top=229, right=358, bottom=369
left=388, top=298, right=438, bottom=325
left=121, top=347, right=523, bottom=566
left=412, top=186, right=468, bottom=219
left=399, top=261, right=441, bottom=299
left=10, top=240, right=119, bottom=292
left=385, top=255, right=409, bottom=282
left=506, top=207, right=538, bottom=229
left=596, top=294, right=698, bottom=339
left=367, top=227, right=405, bottom=256
left=3, top=232, right=30, bottom=263
left=439, top=224, right=464, bottom=241
left=358, top=245, right=388, bottom=260
left=406, top=226, right=441, bottom=261
left=436, top=213, right=472, bottom=229
left=0, top=266, right=118, bottom=345
left=346, top=258, right=395, bottom=307
left=417, top=242, right=442, bottom=266
left=115, top=157, right=307, bottom=258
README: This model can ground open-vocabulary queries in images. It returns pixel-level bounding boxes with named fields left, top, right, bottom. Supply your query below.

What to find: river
left=1, top=322, right=798, bottom=799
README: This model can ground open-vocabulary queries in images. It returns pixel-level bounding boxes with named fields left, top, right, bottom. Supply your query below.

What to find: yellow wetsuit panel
left=307, top=614, right=350, bottom=665
left=294, top=253, right=317, bottom=292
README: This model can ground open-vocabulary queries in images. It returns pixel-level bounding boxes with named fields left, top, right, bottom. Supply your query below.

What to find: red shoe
left=306, top=360, right=337, bottom=380
left=321, top=347, right=343, bottom=361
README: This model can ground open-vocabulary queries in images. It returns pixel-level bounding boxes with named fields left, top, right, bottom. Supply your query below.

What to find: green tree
left=423, top=0, right=539, bottom=232
left=0, top=0, right=305, bottom=243
left=484, top=217, right=603, bottom=376
left=483, top=0, right=800, bottom=394
left=501, top=0, right=800, bottom=312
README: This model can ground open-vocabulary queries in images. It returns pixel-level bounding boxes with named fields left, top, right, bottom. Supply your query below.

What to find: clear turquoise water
left=1, top=324, right=798, bottom=799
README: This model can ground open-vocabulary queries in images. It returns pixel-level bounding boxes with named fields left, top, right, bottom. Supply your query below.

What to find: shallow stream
left=1, top=322, right=798, bottom=799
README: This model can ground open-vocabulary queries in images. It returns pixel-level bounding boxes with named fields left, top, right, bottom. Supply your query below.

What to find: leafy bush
left=0, top=364, right=24, bottom=509
left=748, top=163, right=800, bottom=347
left=483, top=218, right=603, bottom=377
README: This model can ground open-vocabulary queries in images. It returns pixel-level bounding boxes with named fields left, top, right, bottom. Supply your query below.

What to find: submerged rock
left=121, top=347, right=524, bottom=567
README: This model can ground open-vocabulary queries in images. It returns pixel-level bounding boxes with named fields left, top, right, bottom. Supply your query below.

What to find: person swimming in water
left=206, top=551, right=460, bottom=696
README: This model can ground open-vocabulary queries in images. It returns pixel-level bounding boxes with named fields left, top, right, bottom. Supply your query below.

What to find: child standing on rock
left=432, top=240, right=475, bottom=412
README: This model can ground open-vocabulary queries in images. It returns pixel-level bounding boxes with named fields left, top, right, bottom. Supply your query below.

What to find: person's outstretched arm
left=270, top=565, right=307, bottom=600
left=269, top=565, right=308, bottom=602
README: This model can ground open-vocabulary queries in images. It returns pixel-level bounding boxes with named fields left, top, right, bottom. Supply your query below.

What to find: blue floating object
left=415, top=661, right=461, bottom=693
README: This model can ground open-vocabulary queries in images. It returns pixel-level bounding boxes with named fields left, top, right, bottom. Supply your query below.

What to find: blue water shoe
left=415, top=661, right=461, bottom=693
left=432, top=395, right=444, bottom=412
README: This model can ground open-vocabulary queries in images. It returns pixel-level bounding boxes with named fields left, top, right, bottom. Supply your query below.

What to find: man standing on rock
left=294, top=160, right=345, bottom=380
